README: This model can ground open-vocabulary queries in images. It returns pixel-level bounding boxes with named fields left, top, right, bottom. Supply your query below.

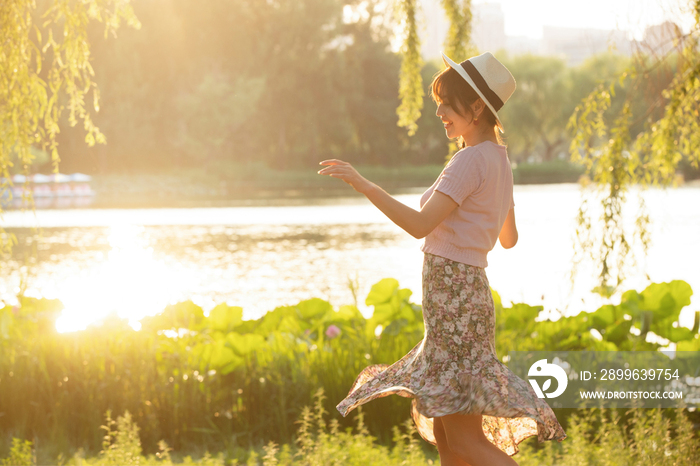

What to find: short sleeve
left=434, top=148, right=484, bottom=206
left=510, top=192, right=515, bottom=209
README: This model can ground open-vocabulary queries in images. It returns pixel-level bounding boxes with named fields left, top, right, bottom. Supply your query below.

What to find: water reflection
left=55, top=224, right=190, bottom=332
left=2, top=221, right=422, bottom=332
left=1, top=186, right=698, bottom=333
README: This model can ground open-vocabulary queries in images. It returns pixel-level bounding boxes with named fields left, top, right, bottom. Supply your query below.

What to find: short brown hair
left=429, top=66, right=503, bottom=147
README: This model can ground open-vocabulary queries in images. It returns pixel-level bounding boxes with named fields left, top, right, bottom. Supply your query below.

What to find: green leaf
left=254, top=306, right=296, bottom=335
left=335, top=304, right=363, bottom=322
left=365, top=278, right=399, bottom=306
left=369, top=304, right=397, bottom=327
left=640, top=281, right=692, bottom=321
left=296, top=298, right=332, bottom=321
left=664, top=326, right=696, bottom=343
left=502, top=303, right=541, bottom=330
left=278, top=314, right=303, bottom=335
left=381, top=318, right=408, bottom=337
left=208, top=304, right=243, bottom=333
left=590, top=304, right=617, bottom=329
left=209, top=340, right=243, bottom=374
left=142, top=300, right=204, bottom=332
left=604, top=320, right=633, bottom=344
left=677, top=336, right=700, bottom=351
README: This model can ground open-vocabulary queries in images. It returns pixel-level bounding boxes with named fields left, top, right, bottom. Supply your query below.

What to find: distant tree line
left=36, top=0, right=673, bottom=176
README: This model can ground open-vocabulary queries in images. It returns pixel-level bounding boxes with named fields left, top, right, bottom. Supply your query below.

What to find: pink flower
left=325, top=324, right=341, bottom=339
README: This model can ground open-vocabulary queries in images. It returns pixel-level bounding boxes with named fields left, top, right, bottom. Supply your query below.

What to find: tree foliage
left=496, top=53, right=630, bottom=162
left=0, top=0, right=139, bottom=257
left=567, top=0, right=700, bottom=290
left=0, top=0, right=139, bottom=177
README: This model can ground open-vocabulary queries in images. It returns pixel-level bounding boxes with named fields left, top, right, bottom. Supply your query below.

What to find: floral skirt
left=336, top=252, right=567, bottom=456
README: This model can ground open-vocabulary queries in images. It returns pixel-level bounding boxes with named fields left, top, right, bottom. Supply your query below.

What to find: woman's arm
left=363, top=183, right=458, bottom=239
left=499, top=207, right=518, bottom=248
left=318, top=159, right=458, bottom=239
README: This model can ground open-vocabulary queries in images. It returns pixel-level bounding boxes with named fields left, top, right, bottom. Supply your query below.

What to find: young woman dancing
left=317, top=51, right=566, bottom=466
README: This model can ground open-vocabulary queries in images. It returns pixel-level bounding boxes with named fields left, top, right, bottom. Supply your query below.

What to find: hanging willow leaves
left=395, top=0, right=424, bottom=136
left=0, top=0, right=140, bottom=259
left=568, top=0, right=700, bottom=291
left=395, top=0, right=475, bottom=136
left=441, top=0, right=476, bottom=60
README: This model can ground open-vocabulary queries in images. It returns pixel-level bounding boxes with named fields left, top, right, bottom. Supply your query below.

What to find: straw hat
left=441, top=51, right=516, bottom=132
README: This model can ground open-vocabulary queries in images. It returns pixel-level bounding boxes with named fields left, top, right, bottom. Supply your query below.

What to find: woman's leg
left=440, top=413, right=519, bottom=466
left=433, top=417, right=472, bottom=466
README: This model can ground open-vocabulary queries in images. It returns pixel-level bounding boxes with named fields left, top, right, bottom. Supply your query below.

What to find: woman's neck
left=463, top=129, right=498, bottom=147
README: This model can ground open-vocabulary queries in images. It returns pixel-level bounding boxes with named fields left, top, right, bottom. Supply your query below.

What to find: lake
left=1, top=183, right=698, bottom=335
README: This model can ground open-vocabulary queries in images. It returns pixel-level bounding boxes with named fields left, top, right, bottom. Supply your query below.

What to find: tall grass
left=2, top=389, right=697, bottom=465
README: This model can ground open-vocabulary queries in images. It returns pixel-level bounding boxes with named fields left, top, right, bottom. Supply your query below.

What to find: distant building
left=420, top=1, right=508, bottom=60
left=419, top=1, right=635, bottom=64
left=542, top=26, right=632, bottom=65
left=472, top=3, right=506, bottom=53
left=505, top=35, right=542, bottom=56
left=419, top=0, right=449, bottom=61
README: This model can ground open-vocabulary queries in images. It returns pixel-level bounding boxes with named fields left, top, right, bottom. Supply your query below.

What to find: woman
left=317, top=51, right=566, bottom=466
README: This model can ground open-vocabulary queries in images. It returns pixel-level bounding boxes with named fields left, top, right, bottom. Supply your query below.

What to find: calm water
left=1, top=184, right=698, bottom=333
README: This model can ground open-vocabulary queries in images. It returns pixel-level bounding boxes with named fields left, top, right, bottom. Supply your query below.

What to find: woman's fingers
left=318, top=166, right=345, bottom=176
left=316, top=163, right=369, bottom=194
left=318, top=160, right=353, bottom=176
left=318, top=166, right=352, bottom=181
left=319, top=159, right=347, bottom=166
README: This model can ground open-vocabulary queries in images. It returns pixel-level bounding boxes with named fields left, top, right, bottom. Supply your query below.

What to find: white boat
left=1, top=172, right=96, bottom=208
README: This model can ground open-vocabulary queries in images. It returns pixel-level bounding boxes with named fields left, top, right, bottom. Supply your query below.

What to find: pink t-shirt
left=419, top=141, right=515, bottom=268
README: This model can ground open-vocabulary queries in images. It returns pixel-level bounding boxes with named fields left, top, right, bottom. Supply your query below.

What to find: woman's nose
left=436, top=104, right=443, bottom=116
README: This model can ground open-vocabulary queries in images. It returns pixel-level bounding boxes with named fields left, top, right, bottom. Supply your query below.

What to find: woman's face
left=435, top=99, right=473, bottom=141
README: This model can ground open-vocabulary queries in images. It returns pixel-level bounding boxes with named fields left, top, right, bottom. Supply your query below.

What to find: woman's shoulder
left=475, top=140, right=507, bottom=155
left=449, top=145, right=489, bottom=170
left=450, top=145, right=482, bottom=164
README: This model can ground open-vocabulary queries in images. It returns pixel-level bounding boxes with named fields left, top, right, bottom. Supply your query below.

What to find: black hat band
left=459, top=60, right=504, bottom=112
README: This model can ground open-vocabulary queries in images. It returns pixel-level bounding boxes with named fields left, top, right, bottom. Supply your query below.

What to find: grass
left=2, top=389, right=697, bottom=465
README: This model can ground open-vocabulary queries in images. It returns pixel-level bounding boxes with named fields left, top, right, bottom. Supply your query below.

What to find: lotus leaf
left=365, top=278, right=400, bottom=306
left=208, top=304, right=243, bottom=333
left=209, top=339, right=244, bottom=374
left=142, top=300, right=205, bottom=332
left=296, top=298, right=332, bottom=321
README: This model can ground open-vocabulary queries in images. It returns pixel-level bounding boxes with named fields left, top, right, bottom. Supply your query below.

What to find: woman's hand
left=317, top=159, right=373, bottom=194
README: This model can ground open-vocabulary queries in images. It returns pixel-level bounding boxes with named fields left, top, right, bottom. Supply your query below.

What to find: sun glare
left=55, top=224, right=180, bottom=333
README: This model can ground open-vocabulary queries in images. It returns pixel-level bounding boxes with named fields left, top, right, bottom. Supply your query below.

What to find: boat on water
left=1, top=173, right=96, bottom=209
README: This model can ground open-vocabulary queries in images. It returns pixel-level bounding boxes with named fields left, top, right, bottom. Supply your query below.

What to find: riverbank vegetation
left=1, top=278, right=698, bottom=463
left=85, top=160, right=590, bottom=206
left=1, top=392, right=697, bottom=465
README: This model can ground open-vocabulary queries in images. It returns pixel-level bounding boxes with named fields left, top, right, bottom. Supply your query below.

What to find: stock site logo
left=528, top=359, right=568, bottom=398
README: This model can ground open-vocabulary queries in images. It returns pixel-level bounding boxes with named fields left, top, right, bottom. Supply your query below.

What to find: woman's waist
left=421, top=244, right=490, bottom=269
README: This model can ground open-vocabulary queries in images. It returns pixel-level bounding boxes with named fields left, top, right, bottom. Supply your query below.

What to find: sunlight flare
left=55, top=224, right=181, bottom=332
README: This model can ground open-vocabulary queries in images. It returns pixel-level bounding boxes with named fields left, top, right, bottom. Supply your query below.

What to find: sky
left=474, top=0, right=696, bottom=40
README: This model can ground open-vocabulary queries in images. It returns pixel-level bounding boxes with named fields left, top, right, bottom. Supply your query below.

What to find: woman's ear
left=471, top=98, right=485, bottom=119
